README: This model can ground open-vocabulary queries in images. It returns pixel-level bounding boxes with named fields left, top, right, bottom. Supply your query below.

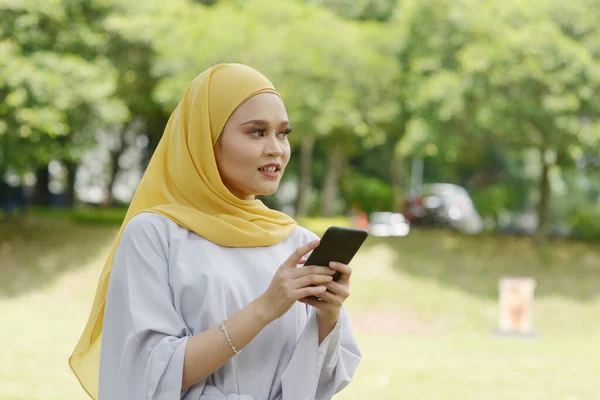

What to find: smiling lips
left=258, top=163, right=281, bottom=178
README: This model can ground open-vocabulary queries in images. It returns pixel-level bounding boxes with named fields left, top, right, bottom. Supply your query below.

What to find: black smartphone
left=304, top=226, right=368, bottom=281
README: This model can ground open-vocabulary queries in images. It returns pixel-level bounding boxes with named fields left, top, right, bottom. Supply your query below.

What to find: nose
left=263, top=135, right=284, bottom=158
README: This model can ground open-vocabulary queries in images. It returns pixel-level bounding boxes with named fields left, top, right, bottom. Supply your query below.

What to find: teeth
left=261, top=166, right=277, bottom=172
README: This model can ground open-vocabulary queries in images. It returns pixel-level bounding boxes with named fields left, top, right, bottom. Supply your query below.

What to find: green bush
left=341, top=172, right=394, bottom=214
left=567, top=207, right=600, bottom=241
left=29, top=206, right=73, bottom=219
left=471, top=183, right=527, bottom=219
left=29, top=206, right=127, bottom=225
left=28, top=207, right=352, bottom=235
left=297, top=217, right=353, bottom=235
left=71, top=208, right=127, bottom=225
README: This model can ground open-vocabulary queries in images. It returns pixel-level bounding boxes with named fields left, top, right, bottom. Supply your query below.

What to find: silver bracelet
left=220, top=318, right=241, bottom=356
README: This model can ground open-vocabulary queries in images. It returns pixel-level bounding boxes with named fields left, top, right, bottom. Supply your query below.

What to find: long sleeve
left=99, top=213, right=204, bottom=400
left=280, top=306, right=361, bottom=400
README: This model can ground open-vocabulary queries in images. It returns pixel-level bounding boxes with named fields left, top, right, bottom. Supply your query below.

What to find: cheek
left=282, top=142, right=291, bottom=164
left=228, top=140, right=261, bottom=171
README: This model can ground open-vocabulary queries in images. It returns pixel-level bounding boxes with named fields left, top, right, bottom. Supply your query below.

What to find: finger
left=329, top=262, right=352, bottom=283
left=296, top=285, right=327, bottom=299
left=323, top=280, right=349, bottom=297
left=296, top=257, right=308, bottom=266
left=298, top=296, right=326, bottom=309
left=292, top=266, right=336, bottom=277
left=316, top=289, right=344, bottom=307
left=293, top=273, right=333, bottom=289
left=285, top=240, right=320, bottom=267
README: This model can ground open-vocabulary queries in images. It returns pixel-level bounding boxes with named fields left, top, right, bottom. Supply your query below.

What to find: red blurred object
left=353, top=210, right=370, bottom=230
left=402, top=195, right=425, bottom=222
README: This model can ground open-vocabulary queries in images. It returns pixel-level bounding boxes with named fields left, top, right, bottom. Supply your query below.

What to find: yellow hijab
left=69, top=63, right=297, bottom=399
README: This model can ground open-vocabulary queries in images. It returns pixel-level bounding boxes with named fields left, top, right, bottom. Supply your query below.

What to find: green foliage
left=568, top=206, right=600, bottom=240
left=125, top=0, right=399, bottom=153
left=2, top=0, right=600, bottom=240
left=306, top=0, right=398, bottom=21
left=470, top=184, right=527, bottom=219
left=0, top=0, right=128, bottom=171
left=341, top=171, right=394, bottom=214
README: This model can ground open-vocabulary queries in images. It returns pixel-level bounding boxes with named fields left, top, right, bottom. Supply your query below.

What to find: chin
left=256, top=184, right=279, bottom=196
left=260, top=188, right=278, bottom=196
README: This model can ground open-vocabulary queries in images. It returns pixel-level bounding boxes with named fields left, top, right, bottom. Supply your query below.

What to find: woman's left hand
left=298, top=261, right=351, bottom=322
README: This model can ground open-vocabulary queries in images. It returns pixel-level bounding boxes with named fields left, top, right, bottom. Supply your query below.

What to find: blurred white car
left=369, top=212, right=411, bottom=237
left=403, top=183, right=484, bottom=235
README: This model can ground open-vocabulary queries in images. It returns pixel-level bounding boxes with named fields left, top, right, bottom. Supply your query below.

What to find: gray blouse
left=99, top=213, right=361, bottom=400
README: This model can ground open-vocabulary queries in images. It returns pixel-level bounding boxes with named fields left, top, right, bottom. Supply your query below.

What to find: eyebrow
left=240, top=119, right=290, bottom=127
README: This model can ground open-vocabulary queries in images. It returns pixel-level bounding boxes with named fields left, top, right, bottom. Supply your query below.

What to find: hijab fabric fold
left=69, top=63, right=297, bottom=399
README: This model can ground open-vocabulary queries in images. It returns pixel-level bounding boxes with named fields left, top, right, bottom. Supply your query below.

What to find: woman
left=69, top=63, right=361, bottom=400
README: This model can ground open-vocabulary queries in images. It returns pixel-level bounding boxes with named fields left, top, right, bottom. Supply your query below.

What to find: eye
left=249, top=129, right=265, bottom=138
left=278, top=128, right=292, bottom=139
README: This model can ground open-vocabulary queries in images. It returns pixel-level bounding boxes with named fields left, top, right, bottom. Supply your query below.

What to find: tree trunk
left=390, top=154, right=405, bottom=212
left=144, top=112, right=169, bottom=168
left=387, top=113, right=410, bottom=212
left=105, top=148, right=121, bottom=207
left=295, top=135, right=315, bottom=217
left=33, top=165, right=51, bottom=206
left=321, top=146, right=344, bottom=218
left=535, top=150, right=550, bottom=245
left=0, top=167, right=6, bottom=211
left=65, top=160, right=78, bottom=207
left=105, top=125, right=130, bottom=207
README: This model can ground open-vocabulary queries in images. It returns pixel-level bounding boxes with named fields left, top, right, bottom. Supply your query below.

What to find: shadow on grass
left=2, top=215, right=598, bottom=303
left=361, top=227, right=600, bottom=302
left=0, top=216, right=118, bottom=299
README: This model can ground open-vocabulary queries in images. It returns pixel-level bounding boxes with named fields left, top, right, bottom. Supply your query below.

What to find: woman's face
left=215, top=93, right=291, bottom=201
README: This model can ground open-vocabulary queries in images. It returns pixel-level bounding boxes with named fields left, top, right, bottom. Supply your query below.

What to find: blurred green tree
left=118, top=0, right=399, bottom=217
left=455, top=0, right=600, bottom=242
left=0, top=0, right=128, bottom=205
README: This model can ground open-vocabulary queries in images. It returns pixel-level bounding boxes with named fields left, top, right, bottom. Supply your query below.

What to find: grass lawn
left=337, top=334, right=600, bottom=400
left=1, top=216, right=599, bottom=399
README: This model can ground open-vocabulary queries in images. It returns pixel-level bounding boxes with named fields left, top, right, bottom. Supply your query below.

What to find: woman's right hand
left=259, top=240, right=336, bottom=322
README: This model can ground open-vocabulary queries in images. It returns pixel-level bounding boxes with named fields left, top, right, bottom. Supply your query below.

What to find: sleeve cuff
left=148, top=336, right=188, bottom=399
left=316, top=313, right=342, bottom=375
